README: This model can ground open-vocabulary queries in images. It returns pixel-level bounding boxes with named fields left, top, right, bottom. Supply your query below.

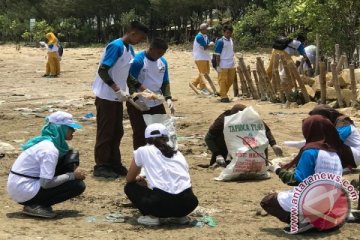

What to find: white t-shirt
left=192, top=32, right=211, bottom=61
left=92, top=39, right=134, bottom=101
left=215, top=37, right=235, bottom=68
left=7, top=140, right=59, bottom=203
left=277, top=150, right=342, bottom=212
left=344, top=125, right=360, bottom=148
left=285, top=40, right=302, bottom=56
left=134, top=145, right=191, bottom=194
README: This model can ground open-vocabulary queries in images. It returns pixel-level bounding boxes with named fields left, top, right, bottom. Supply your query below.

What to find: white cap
left=47, top=111, right=83, bottom=129
left=200, top=23, right=208, bottom=30
left=145, top=123, right=169, bottom=139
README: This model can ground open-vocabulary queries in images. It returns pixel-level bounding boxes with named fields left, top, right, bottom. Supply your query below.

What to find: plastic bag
left=143, top=114, right=178, bottom=150
left=215, top=106, right=269, bottom=181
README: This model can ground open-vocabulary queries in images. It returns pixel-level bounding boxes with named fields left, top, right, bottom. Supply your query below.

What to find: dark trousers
left=21, top=180, right=86, bottom=207
left=124, top=182, right=198, bottom=218
left=126, top=102, right=166, bottom=150
left=260, top=193, right=290, bottom=223
left=94, top=97, right=124, bottom=169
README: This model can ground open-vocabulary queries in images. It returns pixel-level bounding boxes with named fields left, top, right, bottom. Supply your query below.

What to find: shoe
left=167, top=216, right=190, bottom=225
left=42, top=74, right=49, bottom=77
left=200, top=88, right=210, bottom=95
left=22, top=205, right=56, bottom=218
left=220, top=97, right=230, bottom=103
left=137, top=215, right=160, bottom=226
left=93, top=166, right=119, bottom=178
left=112, top=165, right=128, bottom=176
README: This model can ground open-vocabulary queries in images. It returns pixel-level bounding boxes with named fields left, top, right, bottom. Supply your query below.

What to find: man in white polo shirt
left=214, top=25, right=236, bottom=103
left=127, top=38, right=175, bottom=150
left=190, top=23, right=214, bottom=95
left=92, top=21, right=148, bottom=178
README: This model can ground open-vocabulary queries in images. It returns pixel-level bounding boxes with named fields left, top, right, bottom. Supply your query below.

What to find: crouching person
left=7, top=111, right=86, bottom=218
left=124, top=123, right=198, bottom=226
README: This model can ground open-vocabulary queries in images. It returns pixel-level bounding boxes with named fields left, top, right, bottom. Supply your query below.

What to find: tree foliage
left=0, top=0, right=359, bottom=57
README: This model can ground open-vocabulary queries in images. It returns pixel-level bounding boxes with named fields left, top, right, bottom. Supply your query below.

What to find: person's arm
left=126, top=159, right=141, bottom=183
left=160, top=58, right=172, bottom=100
left=196, top=34, right=209, bottom=50
left=337, top=125, right=352, bottom=142
left=98, top=42, right=124, bottom=91
left=214, top=39, right=223, bottom=68
left=40, top=173, right=75, bottom=189
left=297, top=43, right=312, bottom=68
left=264, top=122, right=276, bottom=147
left=128, top=52, right=145, bottom=95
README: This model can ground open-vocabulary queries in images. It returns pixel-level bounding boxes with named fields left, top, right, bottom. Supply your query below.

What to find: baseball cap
left=47, top=111, right=83, bottom=129
left=145, top=123, right=169, bottom=139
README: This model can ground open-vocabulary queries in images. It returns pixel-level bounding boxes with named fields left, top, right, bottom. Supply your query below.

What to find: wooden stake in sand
left=202, top=73, right=218, bottom=95
left=349, top=64, right=357, bottom=105
left=335, top=44, right=340, bottom=63
left=319, top=61, right=327, bottom=104
left=232, top=71, right=240, bottom=97
left=237, top=66, right=249, bottom=97
left=238, top=57, right=259, bottom=99
left=256, top=57, right=275, bottom=100
left=327, top=57, right=332, bottom=72
left=331, top=63, right=345, bottom=107
left=287, top=61, right=310, bottom=103
left=336, top=55, right=346, bottom=72
left=188, top=82, right=200, bottom=95
left=279, top=57, right=294, bottom=103
left=252, top=70, right=262, bottom=98
left=315, top=33, right=320, bottom=75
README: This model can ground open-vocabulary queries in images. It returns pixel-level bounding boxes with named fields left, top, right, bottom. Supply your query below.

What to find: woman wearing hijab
left=125, top=123, right=198, bottom=226
left=7, top=111, right=86, bottom=218
left=261, top=115, right=343, bottom=229
left=43, top=32, right=60, bottom=78
left=203, top=104, right=283, bottom=167
left=309, top=104, right=360, bottom=168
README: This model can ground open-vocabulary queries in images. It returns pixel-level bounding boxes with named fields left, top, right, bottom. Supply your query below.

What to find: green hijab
left=21, top=117, right=70, bottom=157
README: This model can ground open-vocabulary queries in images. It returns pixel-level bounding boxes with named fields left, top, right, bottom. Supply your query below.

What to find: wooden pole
left=343, top=54, right=349, bottom=69
left=256, top=57, right=275, bottom=100
left=331, top=63, right=345, bottom=107
left=188, top=82, right=200, bottom=95
left=272, top=54, right=281, bottom=93
left=335, top=44, right=340, bottom=63
left=232, top=70, right=239, bottom=97
left=256, top=64, right=268, bottom=100
left=336, top=55, right=346, bottom=72
left=238, top=57, right=259, bottom=99
left=327, top=57, right=332, bottom=72
left=237, top=66, right=249, bottom=97
left=319, top=61, right=327, bottom=104
left=315, top=33, right=320, bottom=75
left=202, top=73, right=218, bottom=95
left=349, top=64, right=357, bottom=105
left=252, top=70, right=262, bottom=98
left=287, top=61, right=310, bottom=103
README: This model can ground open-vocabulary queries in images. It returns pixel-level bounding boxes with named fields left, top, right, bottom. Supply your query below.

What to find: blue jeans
left=21, top=180, right=85, bottom=207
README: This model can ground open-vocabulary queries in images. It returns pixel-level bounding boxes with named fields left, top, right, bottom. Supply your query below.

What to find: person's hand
left=167, top=99, right=175, bottom=114
left=208, top=41, right=215, bottom=47
left=115, top=89, right=130, bottom=102
left=216, top=66, right=222, bottom=73
left=267, top=163, right=281, bottom=173
left=215, top=155, right=226, bottom=166
left=272, top=144, right=283, bottom=157
left=74, top=169, right=86, bottom=180
left=136, top=175, right=147, bottom=187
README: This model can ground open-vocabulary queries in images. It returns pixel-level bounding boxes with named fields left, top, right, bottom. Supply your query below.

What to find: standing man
left=190, top=23, right=214, bottom=95
left=92, top=21, right=148, bottom=178
left=127, top=38, right=174, bottom=150
left=214, top=25, right=236, bottom=103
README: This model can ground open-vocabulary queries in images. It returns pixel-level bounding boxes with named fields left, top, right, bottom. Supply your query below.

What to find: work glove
left=267, top=163, right=281, bottom=173
left=272, top=144, right=283, bottom=157
left=115, top=89, right=130, bottom=102
left=215, top=155, right=226, bottom=166
left=208, top=41, right=215, bottom=47
left=167, top=99, right=175, bottom=115
left=216, top=66, right=222, bottom=73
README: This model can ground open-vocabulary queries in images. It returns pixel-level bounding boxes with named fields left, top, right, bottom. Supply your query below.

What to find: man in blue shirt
left=92, top=21, right=148, bottom=178
left=127, top=38, right=174, bottom=150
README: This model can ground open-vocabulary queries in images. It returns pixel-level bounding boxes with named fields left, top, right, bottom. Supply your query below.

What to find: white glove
left=215, top=155, right=226, bottom=166
left=208, top=41, right=215, bottom=47
left=268, top=163, right=281, bottom=173
left=216, top=66, right=222, bottom=73
left=115, top=89, right=129, bottom=102
left=167, top=99, right=175, bottom=114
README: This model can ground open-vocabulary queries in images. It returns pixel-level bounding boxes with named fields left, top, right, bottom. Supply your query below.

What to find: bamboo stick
left=315, top=33, right=320, bottom=75
left=252, top=70, right=262, bottom=98
left=256, top=57, right=275, bottom=100
left=238, top=57, right=259, bottom=99
left=287, top=61, right=310, bottom=103
left=336, top=55, right=346, bottom=72
left=349, top=64, right=357, bottom=105
left=319, top=61, right=327, bottom=104
left=335, top=44, right=340, bottom=63
left=331, top=63, right=344, bottom=107
left=237, top=66, right=249, bottom=97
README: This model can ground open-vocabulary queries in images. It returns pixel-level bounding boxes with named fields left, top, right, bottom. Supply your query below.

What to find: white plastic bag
left=143, top=114, right=178, bottom=150
left=215, top=106, right=269, bottom=181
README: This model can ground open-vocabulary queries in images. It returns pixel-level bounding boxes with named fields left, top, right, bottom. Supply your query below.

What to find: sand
left=0, top=44, right=359, bottom=240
